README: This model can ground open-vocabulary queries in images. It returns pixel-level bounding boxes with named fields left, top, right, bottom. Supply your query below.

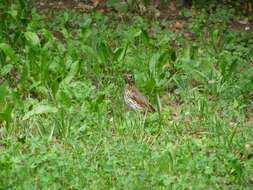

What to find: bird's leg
left=137, top=111, right=142, bottom=127
left=142, top=110, right=147, bottom=128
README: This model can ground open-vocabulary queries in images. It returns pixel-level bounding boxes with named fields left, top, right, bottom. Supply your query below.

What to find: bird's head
left=123, top=73, right=135, bottom=85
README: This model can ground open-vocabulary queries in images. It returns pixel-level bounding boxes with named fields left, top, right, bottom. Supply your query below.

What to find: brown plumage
left=123, top=74, right=156, bottom=113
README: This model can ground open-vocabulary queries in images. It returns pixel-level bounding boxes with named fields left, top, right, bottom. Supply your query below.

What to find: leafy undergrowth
left=0, top=1, right=253, bottom=189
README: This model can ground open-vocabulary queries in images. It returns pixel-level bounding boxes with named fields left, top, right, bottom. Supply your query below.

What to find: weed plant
left=0, top=1, right=253, bottom=189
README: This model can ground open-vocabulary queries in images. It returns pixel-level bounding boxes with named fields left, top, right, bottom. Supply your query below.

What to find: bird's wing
left=129, top=85, right=156, bottom=112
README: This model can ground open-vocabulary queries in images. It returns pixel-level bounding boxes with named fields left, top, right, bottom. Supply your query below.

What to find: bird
left=123, top=73, right=156, bottom=113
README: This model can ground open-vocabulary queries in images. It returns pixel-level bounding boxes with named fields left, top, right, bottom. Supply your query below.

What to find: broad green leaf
left=156, top=93, right=161, bottom=113
left=80, top=28, right=92, bottom=41
left=133, top=29, right=142, bottom=38
left=97, top=40, right=113, bottom=63
left=61, top=75, right=74, bottom=85
left=170, top=48, right=177, bottom=61
left=140, top=29, right=150, bottom=44
left=158, top=51, right=169, bottom=68
left=149, top=53, right=160, bottom=77
left=23, top=105, right=58, bottom=120
left=157, top=150, right=174, bottom=172
left=69, top=61, right=79, bottom=76
left=182, top=45, right=191, bottom=60
left=0, top=85, right=9, bottom=104
left=81, top=44, right=101, bottom=63
left=0, top=104, right=13, bottom=127
left=117, top=43, right=128, bottom=62
left=106, top=0, right=118, bottom=8
left=24, top=31, right=41, bottom=47
left=7, top=4, right=18, bottom=18
left=0, top=43, right=17, bottom=63
left=0, top=64, right=13, bottom=76
left=56, top=87, right=72, bottom=107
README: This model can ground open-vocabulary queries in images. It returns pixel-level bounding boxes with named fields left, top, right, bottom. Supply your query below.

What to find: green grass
left=1, top=1, right=253, bottom=189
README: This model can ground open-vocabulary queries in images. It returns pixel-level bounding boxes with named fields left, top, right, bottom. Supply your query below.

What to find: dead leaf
left=174, top=21, right=184, bottom=29
left=245, top=112, right=253, bottom=127
left=154, top=0, right=160, bottom=7
left=39, top=2, right=45, bottom=6
left=155, top=9, right=161, bottom=18
left=183, top=32, right=190, bottom=38
left=238, top=18, right=249, bottom=25
left=91, top=0, right=99, bottom=7
left=170, top=21, right=184, bottom=31
left=77, top=2, right=93, bottom=11
left=169, top=1, right=177, bottom=11
left=139, top=3, right=146, bottom=15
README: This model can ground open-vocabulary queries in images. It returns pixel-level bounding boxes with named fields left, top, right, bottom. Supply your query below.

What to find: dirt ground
left=35, top=0, right=253, bottom=32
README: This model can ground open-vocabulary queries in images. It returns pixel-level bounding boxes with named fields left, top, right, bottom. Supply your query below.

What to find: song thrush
left=124, top=74, right=156, bottom=113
